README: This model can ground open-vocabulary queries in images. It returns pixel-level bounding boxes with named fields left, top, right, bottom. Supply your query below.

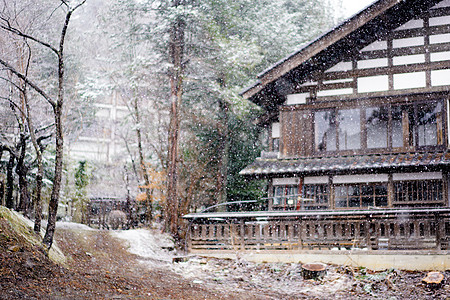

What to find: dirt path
left=55, top=228, right=283, bottom=299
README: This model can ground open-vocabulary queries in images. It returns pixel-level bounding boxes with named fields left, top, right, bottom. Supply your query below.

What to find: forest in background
left=0, top=0, right=340, bottom=246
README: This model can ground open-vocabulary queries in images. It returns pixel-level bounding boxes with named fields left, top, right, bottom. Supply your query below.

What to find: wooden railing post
left=435, top=212, right=442, bottom=250
left=240, top=220, right=245, bottom=250
left=366, top=215, right=372, bottom=250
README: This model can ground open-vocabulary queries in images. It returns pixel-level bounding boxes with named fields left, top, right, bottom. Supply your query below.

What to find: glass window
left=393, top=180, right=443, bottom=205
left=391, top=106, right=403, bottom=148
left=272, top=185, right=298, bottom=208
left=334, top=183, right=388, bottom=208
left=391, top=105, right=415, bottom=148
left=366, top=107, right=388, bottom=148
left=301, top=184, right=329, bottom=209
left=335, top=186, right=348, bottom=208
left=313, top=100, right=443, bottom=153
left=315, top=110, right=337, bottom=152
left=273, top=186, right=284, bottom=206
left=417, top=102, right=442, bottom=146
left=272, top=138, right=280, bottom=152
left=338, top=109, right=361, bottom=150
left=286, top=186, right=297, bottom=206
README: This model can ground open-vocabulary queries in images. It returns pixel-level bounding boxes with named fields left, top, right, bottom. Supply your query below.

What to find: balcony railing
left=185, top=207, right=450, bottom=252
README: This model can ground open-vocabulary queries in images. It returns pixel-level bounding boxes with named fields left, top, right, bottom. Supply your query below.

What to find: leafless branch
left=0, top=96, right=26, bottom=117
left=0, top=58, right=56, bottom=107
left=0, top=76, right=25, bottom=93
left=0, top=16, right=59, bottom=56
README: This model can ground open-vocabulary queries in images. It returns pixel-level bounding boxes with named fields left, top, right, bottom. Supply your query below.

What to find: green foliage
left=74, top=161, right=90, bottom=195
left=178, top=0, right=336, bottom=206
left=80, top=0, right=337, bottom=212
left=71, top=160, right=92, bottom=223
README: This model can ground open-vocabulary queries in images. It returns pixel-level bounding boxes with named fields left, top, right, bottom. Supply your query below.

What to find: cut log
left=301, top=262, right=327, bottom=280
left=422, top=271, right=444, bottom=288
left=172, top=256, right=191, bottom=263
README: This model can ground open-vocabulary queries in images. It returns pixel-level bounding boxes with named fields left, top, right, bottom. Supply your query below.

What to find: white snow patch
left=56, top=221, right=94, bottom=231
left=112, top=229, right=174, bottom=263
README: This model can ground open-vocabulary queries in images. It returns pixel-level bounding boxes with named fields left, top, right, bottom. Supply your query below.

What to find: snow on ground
left=56, top=221, right=94, bottom=231
left=112, top=228, right=175, bottom=264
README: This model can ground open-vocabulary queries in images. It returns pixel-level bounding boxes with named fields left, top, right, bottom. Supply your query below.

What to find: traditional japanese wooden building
left=184, top=0, right=450, bottom=261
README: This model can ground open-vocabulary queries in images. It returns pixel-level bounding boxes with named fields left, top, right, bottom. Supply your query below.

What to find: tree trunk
left=43, top=1, right=85, bottom=249
left=5, top=154, right=15, bottom=209
left=16, top=134, right=31, bottom=216
left=34, top=169, right=43, bottom=233
left=165, top=1, right=186, bottom=239
left=133, top=95, right=153, bottom=223
left=43, top=94, right=64, bottom=249
left=216, top=99, right=229, bottom=205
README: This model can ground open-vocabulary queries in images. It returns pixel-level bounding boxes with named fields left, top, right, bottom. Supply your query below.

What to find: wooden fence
left=187, top=209, right=450, bottom=252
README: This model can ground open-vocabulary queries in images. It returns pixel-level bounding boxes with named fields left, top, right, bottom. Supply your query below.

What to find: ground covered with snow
left=1, top=213, right=449, bottom=299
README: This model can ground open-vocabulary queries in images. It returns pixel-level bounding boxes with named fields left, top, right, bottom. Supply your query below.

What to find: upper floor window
left=314, top=109, right=361, bottom=152
left=417, top=102, right=443, bottom=146
left=366, top=107, right=388, bottom=148
left=314, top=99, right=444, bottom=153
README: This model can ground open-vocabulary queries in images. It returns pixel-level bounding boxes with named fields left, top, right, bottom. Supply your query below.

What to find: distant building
left=68, top=90, right=129, bottom=163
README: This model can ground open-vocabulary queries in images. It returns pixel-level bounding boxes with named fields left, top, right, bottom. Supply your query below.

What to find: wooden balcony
left=185, top=208, right=450, bottom=252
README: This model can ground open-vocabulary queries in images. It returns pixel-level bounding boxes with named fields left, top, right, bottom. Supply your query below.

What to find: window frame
left=393, top=179, right=444, bottom=206
left=313, top=98, right=445, bottom=155
left=333, top=183, right=388, bottom=209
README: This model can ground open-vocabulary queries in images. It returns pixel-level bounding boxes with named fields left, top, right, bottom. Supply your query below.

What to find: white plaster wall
left=393, top=72, right=426, bottom=89
left=333, top=174, right=389, bottom=184
left=430, top=51, right=450, bottom=62
left=430, top=33, right=450, bottom=44
left=272, top=123, right=280, bottom=138
left=392, top=172, right=442, bottom=181
left=317, top=88, right=353, bottom=97
left=286, top=93, right=308, bottom=105
left=361, top=40, right=387, bottom=51
left=322, top=78, right=353, bottom=84
left=358, top=75, right=389, bottom=93
left=325, top=61, right=352, bottom=72
left=393, top=54, right=425, bottom=65
left=431, top=69, right=450, bottom=86
left=273, top=178, right=299, bottom=185
left=429, top=15, right=450, bottom=26
left=432, top=0, right=450, bottom=8
left=394, top=19, right=423, bottom=31
left=304, top=176, right=329, bottom=184
left=393, top=37, right=424, bottom=48
left=357, top=58, right=388, bottom=69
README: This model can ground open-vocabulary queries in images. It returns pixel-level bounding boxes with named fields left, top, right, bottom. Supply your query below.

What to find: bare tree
left=0, top=0, right=86, bottom=249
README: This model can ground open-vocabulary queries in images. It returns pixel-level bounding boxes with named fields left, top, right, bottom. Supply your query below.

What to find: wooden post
left=240, top=220, right=245, bottom=250
left=435, top=212, right=442, bottom=250
left=366, top=215, right=372, bottom=250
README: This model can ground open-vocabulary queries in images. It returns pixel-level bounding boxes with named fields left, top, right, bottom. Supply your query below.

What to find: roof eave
left=241, top=0, right=402, bottom=100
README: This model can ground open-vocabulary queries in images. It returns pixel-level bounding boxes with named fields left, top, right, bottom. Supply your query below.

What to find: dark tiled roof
left=239, top=151, right=450, bottom=176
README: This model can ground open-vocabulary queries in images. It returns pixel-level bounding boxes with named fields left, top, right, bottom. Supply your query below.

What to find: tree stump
left=301, top=262, right=327, bottom=280
left=422, top=271, right=444, bottom=288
